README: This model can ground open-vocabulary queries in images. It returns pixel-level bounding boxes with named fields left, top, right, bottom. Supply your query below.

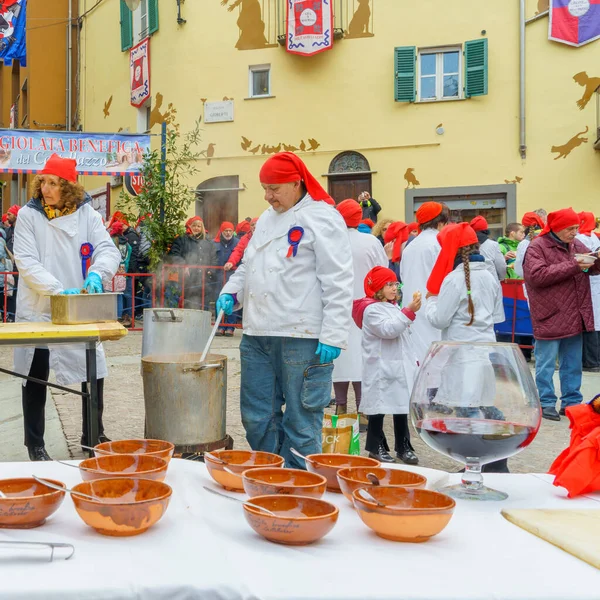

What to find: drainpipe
left=66, top=0, right=73, bottom=131
left=519, top=0, right=526, bottom=159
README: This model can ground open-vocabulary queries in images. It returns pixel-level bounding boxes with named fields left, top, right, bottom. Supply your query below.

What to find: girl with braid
left=425, top=223, right=508, bottom=472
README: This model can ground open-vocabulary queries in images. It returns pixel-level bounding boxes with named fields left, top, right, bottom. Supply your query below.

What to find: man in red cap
left=400, top=201, right=450, bottom=362
left=470, top=215, right=507, bottom=281
left=524, top=208, right=600, bottom=421
left=216, top=153, right=353, bottom=469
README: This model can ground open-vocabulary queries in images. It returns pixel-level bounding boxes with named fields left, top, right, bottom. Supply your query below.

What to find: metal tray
left=50, top=293, right=119, bottom=325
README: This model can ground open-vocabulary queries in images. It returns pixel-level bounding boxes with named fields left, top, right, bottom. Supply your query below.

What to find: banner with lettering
left=0, top=0, right=27, bottom=66
left=0, top=129, right=151, bottom=175
left=549, top=0, right=600, bottom=47
left=286, top=0, right=333, bottom=56
left=130, top=37, right=151, bottom=108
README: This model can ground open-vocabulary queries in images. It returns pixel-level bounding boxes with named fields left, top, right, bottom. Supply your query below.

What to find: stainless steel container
left=50, top=293, right=119, bottom=325
left=142, top=353, right=227, bottom=453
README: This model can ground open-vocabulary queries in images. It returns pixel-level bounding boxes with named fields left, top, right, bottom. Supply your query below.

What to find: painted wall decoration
left=573, top=71, right=600, bottom=109
left=221, top=0, right=271, bottom=50
left=149, top=93, right=178, bottom=129
left=549, top=0, right=600, bottom=47
left=286, top=0, right=334, bottom=56
left=550, top=125, right=588, bottom=159
left=200, top=143, right=216, bottom=165
left=346, top=0, right=374, bottom=38
left=103, top=96, right=113, bottom=119
left=238, top=136, right=321, bottom=154
left=504, top=176, right=523, bottom=184
left=404, top=168, right=420, bottom=188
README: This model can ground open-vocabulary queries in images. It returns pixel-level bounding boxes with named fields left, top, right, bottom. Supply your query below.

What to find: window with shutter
left=464, top=38, right=488, bottom=98
left=120, top=0, right=133, bottom=52
left=394, top=46, right=416, bottom=103
left=148, top=0, right=159, bottom=35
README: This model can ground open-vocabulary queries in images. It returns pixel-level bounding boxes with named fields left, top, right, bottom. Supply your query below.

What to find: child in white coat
left=352, top=266, right=422, bottom=464
left=425, top=222, right=508, bottom=472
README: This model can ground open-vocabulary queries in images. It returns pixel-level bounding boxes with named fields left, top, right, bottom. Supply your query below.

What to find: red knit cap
left=539, top=208, right=580, bottom=236
left=109, top=221, right=126, bottom=237
left=7, top=205, right=20, bottom=216
left=236, top=220, right=252, bottom=235
left=416, top=202, right=443, bottom=225
left=470, top=216, right=489, bottom=232
left=1, top=214, right=7, bottom=223
left=259, top=152, right=334, bottom=205
left=364, top=266, right=398, bottom=298
left=214, top=221, right=235, bottom=242
left=384, top=221, right=409, bottom=263
left=522, top=212, right=545, bottom=229
left=107, top=211, right=129, bottom=230
left=407, top=221, right=419, bottom=232
left=427, top=223, right=478, bottom=294
left=336, top=199, right=362, bottom=228
left=40, top=153, right=78, bottom=183
left=578, top=211, right=596, bottom=236
left=185, top=216, right=203, bottom=235
left=361, top=218, right=375, bottom=228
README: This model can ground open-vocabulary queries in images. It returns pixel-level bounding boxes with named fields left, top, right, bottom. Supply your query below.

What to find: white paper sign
left=204, top=101, right=234, bottom=123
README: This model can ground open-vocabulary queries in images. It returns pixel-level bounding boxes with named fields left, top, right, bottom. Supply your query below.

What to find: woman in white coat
left=576, top=211, right=600, bottom=372
left=332, top=199, right=388, bottom=416
left=353, top=266, right=421, bottom=464
left=13, top=154, right=120, bottom=461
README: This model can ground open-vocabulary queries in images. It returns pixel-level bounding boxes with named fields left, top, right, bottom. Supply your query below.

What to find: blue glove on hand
left=216, top=294, right=234, bottom=316
left=315, top=342, right=341, bottom=364
left=62, top=288, right=81, bottom=295
left=84, top=272, right=103, bottom=294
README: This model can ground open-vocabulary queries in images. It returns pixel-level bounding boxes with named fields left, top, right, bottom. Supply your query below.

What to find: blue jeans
left=535, top=335, right=583, bottom=409
left=116, top=293, right=124, bottom=318
left=240, top=335, right=332, bottom=469
left=122, top=277, right=133, bottom=317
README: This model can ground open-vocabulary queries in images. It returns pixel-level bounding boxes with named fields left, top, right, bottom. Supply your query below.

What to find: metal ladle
left=202, top=485, right=278, bottom=517
left=366, top=472, right=381, bottom=486
left=357, top=487, right=386, bottom=508
left=290, top=447, right=316, bottom=465
left=0, top=490, right=6, bottom=498
left=32, top=476, right=98, bottom=502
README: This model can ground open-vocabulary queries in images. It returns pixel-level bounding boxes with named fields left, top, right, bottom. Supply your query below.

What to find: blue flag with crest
left=0, top=0, right=26, bottom=67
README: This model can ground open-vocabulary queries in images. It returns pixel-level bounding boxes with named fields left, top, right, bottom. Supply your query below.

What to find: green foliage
left=119, top=120, right=203, bottom=270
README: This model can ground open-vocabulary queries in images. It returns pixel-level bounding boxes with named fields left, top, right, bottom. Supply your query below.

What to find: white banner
left=286, top=0, right=333, bottom=56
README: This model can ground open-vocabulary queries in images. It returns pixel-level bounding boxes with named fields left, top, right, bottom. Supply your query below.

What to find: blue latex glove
left=315, top=342, right=341, bottom=364
left=62, top=288, right=81, bottom=295
left=216, top=294, right=234, bottom=316
left=84, top=272, right=103, bottom=294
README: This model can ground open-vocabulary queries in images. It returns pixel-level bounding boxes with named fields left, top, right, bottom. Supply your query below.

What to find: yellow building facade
left=78, top=0, right=600, bottom=236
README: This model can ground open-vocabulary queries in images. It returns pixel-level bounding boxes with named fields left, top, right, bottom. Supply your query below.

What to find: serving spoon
left=357, top=487, right=386, bottom=508
left=32, top=476, right=98, bottom=502
left=366, top=472, right=381, bottom=486
left=202, top=485, right=278, bottom=517
left=290, top=447, right=316, bottom=465
left=0, top=490, right=6, bottom=498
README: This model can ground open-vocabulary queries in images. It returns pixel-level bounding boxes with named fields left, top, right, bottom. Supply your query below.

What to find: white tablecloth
left=1, top=459, right=599, bottom=600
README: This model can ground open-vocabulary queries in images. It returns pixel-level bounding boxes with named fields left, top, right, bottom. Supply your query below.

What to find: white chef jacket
left=480, top=238, right=507, bottom=281
left=222, top=194, right=353, bottom=349
left=399, top=228, right=442, bottom=363
left=333, top=229, right=387, bottom=382
left=576, top=233, right=600, bottom=330
left=13, top=198, right=121, bottom=385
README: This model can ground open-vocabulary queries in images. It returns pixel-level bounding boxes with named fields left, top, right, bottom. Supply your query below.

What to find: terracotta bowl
left=71, top=478, right=172, bottom=536
left=0, top=478, right=66, bottom=529
left=352, top=486, right=455, bottom=542
left=79, top=454, right=168, bottom=482
left=242, top=468, right=327, bottom=499
left=204, top=450, right=285, bottom=492
left=243, top=494, right=339, bottom=545
left=94, top=439, right=174, bottom=463
left=337, top=467, right=427, bottom=504
left=305, top=454, right=380, bottom=492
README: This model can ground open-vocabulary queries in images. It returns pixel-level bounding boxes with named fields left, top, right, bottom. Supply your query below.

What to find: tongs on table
left=0, top=541, right=75, bottom=562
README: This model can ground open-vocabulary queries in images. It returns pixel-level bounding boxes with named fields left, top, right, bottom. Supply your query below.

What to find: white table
left=1, top=459, right=599, bottom=600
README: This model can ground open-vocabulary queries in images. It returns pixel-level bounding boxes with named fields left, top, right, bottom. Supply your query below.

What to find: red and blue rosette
left=80, top=243, right=94, bottom=279
left=286, top=226, right=304, bottom=258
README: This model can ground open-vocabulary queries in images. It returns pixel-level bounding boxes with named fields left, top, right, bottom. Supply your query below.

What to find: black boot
left=28, top=446, right=52, bottom=461
left=396, top=440, right=419, bottom=465
left=81, top=379, right=107, bottom=446
left=369, top=442, right=395, bottom=463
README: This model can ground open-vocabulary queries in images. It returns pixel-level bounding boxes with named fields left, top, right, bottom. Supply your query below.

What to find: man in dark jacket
left=524, top=208, right=600, bottom=421
left=5, top=205, right=19, bottom=322
left=358, top=192, right=381, bottom=223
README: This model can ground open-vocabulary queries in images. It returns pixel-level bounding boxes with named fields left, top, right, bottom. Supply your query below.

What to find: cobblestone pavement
left=2, top=331, right=597, bottom=472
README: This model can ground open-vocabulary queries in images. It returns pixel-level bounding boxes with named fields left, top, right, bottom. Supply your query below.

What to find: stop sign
left=124, top=173, right=145, bottom=196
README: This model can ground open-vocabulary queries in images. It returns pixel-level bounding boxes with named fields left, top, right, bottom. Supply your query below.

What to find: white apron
left=576, top=233, right=600, bottom=330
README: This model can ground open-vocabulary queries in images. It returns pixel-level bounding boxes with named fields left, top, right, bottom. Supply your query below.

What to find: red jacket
left=523, top=233, right=600, bottom=340
left=227, top=232, right=252, bottom=268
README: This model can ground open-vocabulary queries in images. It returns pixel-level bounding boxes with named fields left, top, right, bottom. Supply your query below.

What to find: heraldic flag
left=0, top=0, right=26, bottom=66
left=549, top=0, right=600, bottom=47
left=286, top=0, right=333, bottom=56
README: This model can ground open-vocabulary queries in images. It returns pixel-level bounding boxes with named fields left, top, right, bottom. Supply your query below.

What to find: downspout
left=519, top=0, right=526, bottom=158
left=66, top=0, right=73, bottom=131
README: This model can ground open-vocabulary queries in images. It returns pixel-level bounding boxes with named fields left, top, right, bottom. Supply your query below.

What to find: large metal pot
left=142, top=353, right=227, bottom=454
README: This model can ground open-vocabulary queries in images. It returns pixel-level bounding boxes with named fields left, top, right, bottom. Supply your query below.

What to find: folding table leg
left=86, top=342, right=99, bottom=453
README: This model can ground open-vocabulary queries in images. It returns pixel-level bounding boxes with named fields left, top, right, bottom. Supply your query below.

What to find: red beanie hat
left=578, top=211, right=596, bottom=236
left=364, top=266, right=398, bottom=298
left=470, top=216, right=489, bottom=232
left=427, top=223, right=478, bottom=294
left=7, top=205, right=20, bottom=217
left=1, top=214, right=7, bottom=223
left=336, top=199, right=362, bottom=228
left=214, top=221, right=235, bottom=242
left=109, top=221, right=126, bottom=237
left=40, top=153, right=78, bottom=183
left=185, top=216, right=204, bottom=235
left=416, top=202, right=443, bottom=225
left=236, top=220, right=252, bottom=235
left=407, top=221, right=419, bottom=232
left=384, top=221, right=409, bottom=263
left=539, top=208, right=580, bottom=236
left=259, top=152, right=334, bottom=205
left=361, top=218, right=375, bottom=228
left=107, top=211, right=129, bottom=230
left=521, top=212, right=545, bottom=229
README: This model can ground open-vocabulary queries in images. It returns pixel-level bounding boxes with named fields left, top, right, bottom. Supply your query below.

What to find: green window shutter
left=120, top=0, right=133, bottom=52
left=394, top=46, right=416, bottom=102
left=148, top=0, right=159, bottom=35
left=464, top=38, right=488, bottom=98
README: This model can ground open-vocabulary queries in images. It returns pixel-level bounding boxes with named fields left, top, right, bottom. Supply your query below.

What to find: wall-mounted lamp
left=124, top=0, right=141, bottom=10
left=177, top=0, right=187, bottom=25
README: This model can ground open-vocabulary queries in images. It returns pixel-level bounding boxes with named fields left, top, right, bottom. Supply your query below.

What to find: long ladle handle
left=32, top=476, right=97, bottom=502
left=290, top=447, right=315, bottom=465
left=200, top=309, right=224, bottom=363
left=202, top=485, right=277, bottom=517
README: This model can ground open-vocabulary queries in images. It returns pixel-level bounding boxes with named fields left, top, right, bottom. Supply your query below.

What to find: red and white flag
left=286, top=0, right=333, bottom=56
left=130, top=38, right=150, bottom=108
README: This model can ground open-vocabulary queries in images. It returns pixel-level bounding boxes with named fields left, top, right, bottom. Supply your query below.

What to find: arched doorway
left=196, top=175, right=240, bottom=238
left=327, top=151, right=373, bottom=204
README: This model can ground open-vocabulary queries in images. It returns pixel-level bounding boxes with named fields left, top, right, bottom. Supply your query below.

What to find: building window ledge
left=244, top=95, right=276, bottom=101
left=414, top=97, right=466, bottom=104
